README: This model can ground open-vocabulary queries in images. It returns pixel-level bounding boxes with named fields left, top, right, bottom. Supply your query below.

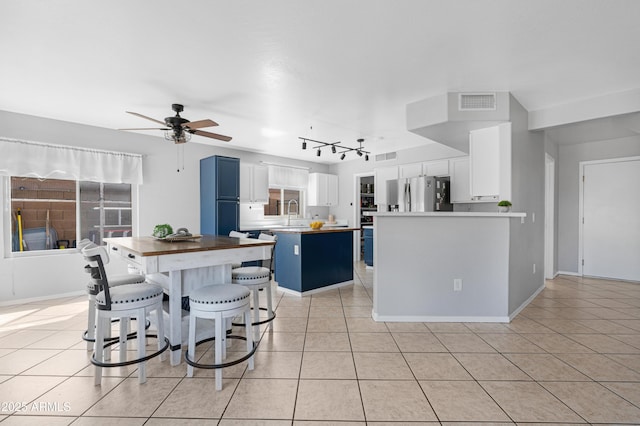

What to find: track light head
left=302, top=141, right=307, bottom=150
left=316, top=148, right=321, bottom=157
left=331, top=145, right=336, bottom=154
left=357, top=150, right=363, bottom=157
left=340, top=153, right=346, bottom=160
left=365, top=154, right=369, bottom=161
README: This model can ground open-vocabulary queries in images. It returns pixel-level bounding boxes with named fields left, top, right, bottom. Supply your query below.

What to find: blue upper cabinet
left=200, top=155, right=240, bottom=235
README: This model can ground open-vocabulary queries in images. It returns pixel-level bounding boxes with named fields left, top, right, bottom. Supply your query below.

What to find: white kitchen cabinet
left=450, top=157, right=473, bottom=203
left=240, top=163, right=269, bottom=203
left=374, top=165, right=398, bottom=209
left=422, top=159, right=449, bottom=177
left=468, top=122, right=511, bottom=201
left=308, top=172, right=339, bottom=206
left=398, top=162, right=423, bottom=178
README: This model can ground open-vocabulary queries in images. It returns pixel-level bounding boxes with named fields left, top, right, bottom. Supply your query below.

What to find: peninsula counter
left=366, top=212, right=542, bottom=323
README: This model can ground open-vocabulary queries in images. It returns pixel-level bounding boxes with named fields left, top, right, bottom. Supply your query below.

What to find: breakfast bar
left=104, top=235, right=275, bottom=365
left=272, top=227, right=359, bottom=295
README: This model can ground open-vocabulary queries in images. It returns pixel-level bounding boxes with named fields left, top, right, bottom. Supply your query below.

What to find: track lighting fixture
left=298, top=137, right=370, bottom=161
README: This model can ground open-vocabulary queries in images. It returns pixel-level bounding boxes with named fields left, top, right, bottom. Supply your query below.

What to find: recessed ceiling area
left=1, top=1, right=639, bottom=163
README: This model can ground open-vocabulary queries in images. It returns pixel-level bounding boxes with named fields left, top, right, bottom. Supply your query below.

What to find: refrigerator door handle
left=407, top=182, right=411, bottom=212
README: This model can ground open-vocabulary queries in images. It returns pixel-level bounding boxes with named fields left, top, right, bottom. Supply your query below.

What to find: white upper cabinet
left=308, top=173, right=339, bottom=206
left=422, top=160, right=450, bottom=177
left=468, top=122, right=511, bottom=202
left=398, top=162, right=423, bottom=178
left=374, top=165, right=398, bottom=208
left=450, top=157, right=472, bottom=203
left=240, top=163, right=269, bottom=203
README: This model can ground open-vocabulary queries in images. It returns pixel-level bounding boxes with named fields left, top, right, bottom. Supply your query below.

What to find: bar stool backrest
left=82, top=246, right=113, bottom=310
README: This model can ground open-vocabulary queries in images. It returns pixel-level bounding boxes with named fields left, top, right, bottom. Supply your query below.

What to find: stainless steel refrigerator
left=386, top=176, right=453, bottom=212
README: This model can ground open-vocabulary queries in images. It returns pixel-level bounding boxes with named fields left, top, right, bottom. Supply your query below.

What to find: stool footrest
left=91, top=336, right=169, bottom=368
left=83, top=318, right=150, bottom=343
left=184, top=335, right=258, bottom=369
left=232, top=307, right=276, bottom=327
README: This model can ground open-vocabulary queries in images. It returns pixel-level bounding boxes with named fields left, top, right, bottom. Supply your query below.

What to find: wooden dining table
left=104, top=235, right=275, bottom=365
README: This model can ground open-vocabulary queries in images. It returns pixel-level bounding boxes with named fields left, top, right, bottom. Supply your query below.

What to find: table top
left=104, top=235, right=274, bottom=257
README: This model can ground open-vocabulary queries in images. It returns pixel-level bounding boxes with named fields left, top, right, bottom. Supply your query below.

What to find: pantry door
left=581, top=157, right=640, bottom=281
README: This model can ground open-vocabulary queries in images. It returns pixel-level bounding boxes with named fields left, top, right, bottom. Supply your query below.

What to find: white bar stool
left=185, top=283, right=255, bottom=390
left=231, top=233, right=277, bottom=341
left=85, top=246, right=169, bottom=385
left=79, top=239, right=146, bottom=351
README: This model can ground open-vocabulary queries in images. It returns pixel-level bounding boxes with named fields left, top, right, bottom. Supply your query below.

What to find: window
left=263, top=188, right=302, bottom=217
left=10, top=177, right=132, bottom=252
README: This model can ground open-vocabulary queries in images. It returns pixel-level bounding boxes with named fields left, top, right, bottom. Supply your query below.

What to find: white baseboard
left=509, top=283, right=545, bottom=321
left=557, top=270, right=581, bottom=277
left=0, top=290, right=85, bottom=307
left=278, top=280, right=354, bottom=297
left=372, top=312, right=510, bottom=323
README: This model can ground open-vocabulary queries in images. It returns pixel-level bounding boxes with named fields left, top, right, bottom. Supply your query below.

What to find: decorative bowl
left=309, top=221, right=324, bottom=230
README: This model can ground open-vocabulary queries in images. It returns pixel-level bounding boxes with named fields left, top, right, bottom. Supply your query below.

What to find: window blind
left=0, top=137, right=143, bottom=184
left=267, top=164, right=308, bottom=189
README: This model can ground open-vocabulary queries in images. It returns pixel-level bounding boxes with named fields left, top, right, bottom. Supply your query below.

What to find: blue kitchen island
left=272, top=227, right=359, bottom=295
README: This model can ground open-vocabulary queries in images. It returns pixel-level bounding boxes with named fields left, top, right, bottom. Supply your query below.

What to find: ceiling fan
left=119, top=103, right=232, bottom=144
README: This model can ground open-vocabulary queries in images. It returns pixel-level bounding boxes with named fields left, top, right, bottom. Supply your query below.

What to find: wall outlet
left=294, top=245, right=299, bottom=255
left=453, top=279, right=462, bottom=292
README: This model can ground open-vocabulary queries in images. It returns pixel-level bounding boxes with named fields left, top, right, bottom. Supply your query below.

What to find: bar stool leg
left=156, top=306, right=166, bottom=362
left=245, top=309, right=254, bottom=371
left=119, top=317, right=129, bottom=362
left=137, top=308, right=147, bottom=384
left=94, top=315, right=105, bottom=386
left=87, top=296, right=96, bottom=350
left=187, top=314, right=196, bottom=377
left=214, top=311, right=224, bottom=391
left=252, top=289, right=260, bottom=341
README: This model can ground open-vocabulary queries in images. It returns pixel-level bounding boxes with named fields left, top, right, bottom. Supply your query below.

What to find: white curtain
left=0, top=138, right=143, bottom=184
left=268, top=164, right=309, bottom=189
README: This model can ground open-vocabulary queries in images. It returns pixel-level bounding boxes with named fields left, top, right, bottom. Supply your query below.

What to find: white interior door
left=582, top=158, right=640, bottom=281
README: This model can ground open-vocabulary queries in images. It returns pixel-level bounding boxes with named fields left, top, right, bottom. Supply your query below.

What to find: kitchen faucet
left=286, top=199, right=299, bottom=226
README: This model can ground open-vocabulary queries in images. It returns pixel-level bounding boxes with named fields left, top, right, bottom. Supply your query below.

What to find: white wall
left=0, top=110, right=328, bottom=304
left=557, top=135, right=640, bottom=274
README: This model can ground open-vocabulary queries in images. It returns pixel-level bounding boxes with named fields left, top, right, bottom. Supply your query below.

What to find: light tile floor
left=1, top=263, right=640, bottom=424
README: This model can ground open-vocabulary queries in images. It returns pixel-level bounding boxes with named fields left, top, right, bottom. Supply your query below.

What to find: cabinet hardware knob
left=128, top=254, right=135, bottom=259
left=112, top=247, right=118, bottom=251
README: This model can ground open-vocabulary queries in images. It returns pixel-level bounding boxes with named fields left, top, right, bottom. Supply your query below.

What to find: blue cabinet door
left=216, top=199, right=239, bottom=237
left=200, top=155, right=239, bottom=235
left=216, top=156, right=240, bottom=200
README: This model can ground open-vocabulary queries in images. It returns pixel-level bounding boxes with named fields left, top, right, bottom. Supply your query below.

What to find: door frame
left=353, top=172, right=375, bottom=261
left=544, top=153, right=555, bottom=279
left=578, top=155, right=640, bottom=276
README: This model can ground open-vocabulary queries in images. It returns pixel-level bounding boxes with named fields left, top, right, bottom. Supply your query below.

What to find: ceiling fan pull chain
left=176, top=144, right=185, bottom=172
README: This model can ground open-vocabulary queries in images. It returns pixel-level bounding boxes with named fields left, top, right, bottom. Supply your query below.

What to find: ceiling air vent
left=375, top=152, right=397, bottom=162
left=458, top=93, right=496, bottom=111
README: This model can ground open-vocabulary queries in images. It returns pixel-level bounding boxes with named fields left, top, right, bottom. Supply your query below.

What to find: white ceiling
left=1, top=0, right=639, bottom=163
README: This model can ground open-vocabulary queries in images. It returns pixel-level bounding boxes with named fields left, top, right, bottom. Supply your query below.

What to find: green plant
left=497, top=200, right=512, bottom=207
left=152, top=224, right=173, bottom=238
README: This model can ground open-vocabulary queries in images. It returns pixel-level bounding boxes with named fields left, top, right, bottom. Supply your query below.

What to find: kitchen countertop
left=270, top=227, right=359, bottom=234
left=240, top=223, right=348, bottom=231
left=365, top=211, right=526, bottom=218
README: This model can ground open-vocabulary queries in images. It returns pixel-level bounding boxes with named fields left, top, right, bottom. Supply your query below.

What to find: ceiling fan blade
left=183, top=119, right=218, bottom=129
left=126, top=111, right=166, bottom=126
left=118, top=127, right=170, bottom=131
left=192, top=129, right=232, bottom=142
